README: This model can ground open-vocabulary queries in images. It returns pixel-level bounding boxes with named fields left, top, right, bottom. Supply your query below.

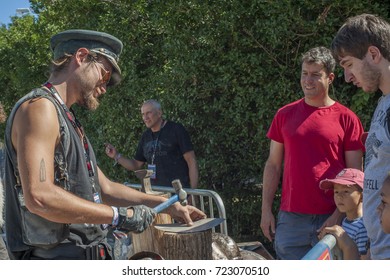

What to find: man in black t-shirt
left=105, top=99, right=198, bottom=188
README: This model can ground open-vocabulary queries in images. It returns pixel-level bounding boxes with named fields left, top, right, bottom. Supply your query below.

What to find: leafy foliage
left=1, top=0, right=389, bottom=255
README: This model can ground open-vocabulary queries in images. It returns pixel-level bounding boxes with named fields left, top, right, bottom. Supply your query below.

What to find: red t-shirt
left=267, top=99, right=364, bottom=214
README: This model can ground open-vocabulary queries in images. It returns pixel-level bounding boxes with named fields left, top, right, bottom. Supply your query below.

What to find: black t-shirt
left=134, top=121, right=193, bottom=187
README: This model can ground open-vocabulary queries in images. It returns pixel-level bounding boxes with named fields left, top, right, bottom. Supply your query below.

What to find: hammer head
left=134, top=169, right=154, bottom=180
left=171, top=179, right=187, bottom=206
left=134, top=169, right=163, bottom=195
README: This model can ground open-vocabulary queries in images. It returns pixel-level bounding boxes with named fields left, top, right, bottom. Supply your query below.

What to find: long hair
left=49, top=53, right=73, bottom=75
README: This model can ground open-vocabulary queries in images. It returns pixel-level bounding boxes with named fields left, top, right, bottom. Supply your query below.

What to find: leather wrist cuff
left=117, top=207, right=128, bottom=228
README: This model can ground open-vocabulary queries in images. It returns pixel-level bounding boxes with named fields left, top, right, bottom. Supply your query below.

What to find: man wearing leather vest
left=3, top=29, right=205, bottom=260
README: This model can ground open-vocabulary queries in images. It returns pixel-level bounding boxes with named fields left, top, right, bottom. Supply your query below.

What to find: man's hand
left=117, top=205, right=156, bottom=233
left=260, top=210, right=275, bottom=242
left=104, top=143, right=118, bottom=159
left=166, top=203, right=206, bottom=226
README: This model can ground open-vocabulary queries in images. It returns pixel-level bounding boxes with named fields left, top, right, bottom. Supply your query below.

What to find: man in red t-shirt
left=260, top=46, right=365, bottom=259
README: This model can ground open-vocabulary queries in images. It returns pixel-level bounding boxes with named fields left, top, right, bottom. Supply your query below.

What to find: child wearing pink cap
left=318, top=168, right=370, bottom=259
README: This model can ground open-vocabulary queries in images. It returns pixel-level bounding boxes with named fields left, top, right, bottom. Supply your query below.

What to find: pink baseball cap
left=319, top=168, right=364, bottom=190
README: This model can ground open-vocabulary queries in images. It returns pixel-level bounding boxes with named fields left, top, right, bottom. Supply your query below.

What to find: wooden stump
left=161, top=229, right=212, bottom=260
left=131, top=212, right=172, bottom=256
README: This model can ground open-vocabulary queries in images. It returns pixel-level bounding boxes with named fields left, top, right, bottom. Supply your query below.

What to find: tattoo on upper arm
left=40, top=159, right=46, bottom=182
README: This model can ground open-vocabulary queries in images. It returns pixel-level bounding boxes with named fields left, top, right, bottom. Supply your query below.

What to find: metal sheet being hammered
left=154, top=218, right=224, bottom=233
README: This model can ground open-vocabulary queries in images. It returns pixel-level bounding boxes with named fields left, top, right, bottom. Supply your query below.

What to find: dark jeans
left=274, top=211, right=331, bottom=260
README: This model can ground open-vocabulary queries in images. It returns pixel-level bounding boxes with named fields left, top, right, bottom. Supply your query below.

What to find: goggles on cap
left=88, top=52, right=111, bottom=85
left=90, top=47, right=119, bottom=62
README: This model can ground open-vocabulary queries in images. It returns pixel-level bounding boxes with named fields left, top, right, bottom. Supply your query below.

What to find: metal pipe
left=301, top=234, right=338, bottom=260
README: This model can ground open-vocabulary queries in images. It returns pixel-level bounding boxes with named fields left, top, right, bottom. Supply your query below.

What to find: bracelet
left=113, top=153, right=122, bottom=166
left=111, top=206, right=119, bottom=226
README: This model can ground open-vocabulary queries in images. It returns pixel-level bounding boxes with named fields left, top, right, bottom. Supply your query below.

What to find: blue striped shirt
left=342, top=217, right=369, bottom=255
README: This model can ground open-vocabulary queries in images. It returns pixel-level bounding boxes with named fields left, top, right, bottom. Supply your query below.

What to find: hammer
left=153, top=179, right=188, bottom=213
left=134, top=169, right=163, bottom=195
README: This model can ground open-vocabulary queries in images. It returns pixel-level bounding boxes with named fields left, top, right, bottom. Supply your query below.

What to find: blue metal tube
left=153, top=194, right=179, bottom=213
left=301, top=234, right=337, bottom=260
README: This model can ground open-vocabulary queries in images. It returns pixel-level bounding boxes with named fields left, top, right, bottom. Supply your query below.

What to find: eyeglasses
left=89, top=55, right=111, bottom=85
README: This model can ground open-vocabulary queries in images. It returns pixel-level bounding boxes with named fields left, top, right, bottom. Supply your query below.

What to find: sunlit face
left=339, top=55, right=381, bottom=93
left=333, top=183, right=362, bottom=216
left=300, top=62, right=333, bottom=101
left=77, top=55, right=112, bottom=111
left=378, top=180, right=390, bottom=234
left=141, top=103, right=162, bottom=130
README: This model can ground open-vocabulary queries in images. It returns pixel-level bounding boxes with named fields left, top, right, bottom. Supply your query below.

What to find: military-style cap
left=50, top=29, right=123, bottom=86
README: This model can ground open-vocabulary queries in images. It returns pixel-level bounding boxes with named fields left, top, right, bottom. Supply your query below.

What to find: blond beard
left=82, top=92, right=99, bottom=111
left=76, top=66, right=100, bottom=111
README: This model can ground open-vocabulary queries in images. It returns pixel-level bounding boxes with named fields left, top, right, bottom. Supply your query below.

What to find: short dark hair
left=301, top=46, right=335, bottom=75
left=331, top=13, right=390, bottom=62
